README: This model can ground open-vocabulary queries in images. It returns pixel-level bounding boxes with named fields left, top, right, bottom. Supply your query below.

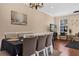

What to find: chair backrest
left=18, top=32, right=34, bottom=41
left=45, top=33, right=53, bottom=47
left=36, top=35, right=47, bottom=51
left=23, top=35, right=38, bottom=56
left=4, top=32, right=18, bottom=39
left=18, top=32, right=34, bottom=37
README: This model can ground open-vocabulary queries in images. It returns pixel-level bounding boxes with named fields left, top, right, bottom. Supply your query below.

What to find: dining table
left=1, top=39, right=23, bottom=56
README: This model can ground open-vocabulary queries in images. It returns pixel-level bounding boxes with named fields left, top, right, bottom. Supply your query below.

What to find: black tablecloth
left=1, top=39, right=23, bottom=56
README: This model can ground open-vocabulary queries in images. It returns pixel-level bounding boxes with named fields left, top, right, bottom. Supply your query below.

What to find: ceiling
left=39, top=3, right=79, bottom=17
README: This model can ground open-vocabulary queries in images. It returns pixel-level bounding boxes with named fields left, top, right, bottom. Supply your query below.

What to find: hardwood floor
left=54, top=39, right=79, bottom=56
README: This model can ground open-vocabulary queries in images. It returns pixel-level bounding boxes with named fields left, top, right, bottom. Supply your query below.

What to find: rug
left=0, top=49, right=61, bottom=56
left=66, top=41, right=79, bottom=50
left=0, top=51, right=10, bottom=56
left=51, top=49, right=61, bottom=56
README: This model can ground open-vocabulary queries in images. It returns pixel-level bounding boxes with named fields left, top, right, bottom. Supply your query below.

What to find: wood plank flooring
left=54, top=39, right=79, bottom=56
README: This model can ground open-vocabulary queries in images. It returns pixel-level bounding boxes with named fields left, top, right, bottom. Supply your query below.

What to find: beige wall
left=54, top=16, right=60, bottom=35
left=54, top=14, right=79, bottom=35
left=0, top=3, right=52, bottom=39
left=68, top=14, right=79, bottom=35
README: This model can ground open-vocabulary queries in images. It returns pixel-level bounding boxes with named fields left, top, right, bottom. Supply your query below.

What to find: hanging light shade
left=73, top=10, right=79, bottom=13
left=29, top=3, right=43, bottom=10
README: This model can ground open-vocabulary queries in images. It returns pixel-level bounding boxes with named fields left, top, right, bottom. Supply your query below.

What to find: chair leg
left=52, top=41, right=54, bottom=48
left=31, top=54, right=36, bottom=56
left=43, top=49, right=46, bottom=56
left=45, top=47, right=49, bottom=56
left=45, top=45, right=53, bottom=56
left=36, top=49, right=46, bottom=56
left=36, top=51, right=39, bottom=56
left=50, top=45, right=53, bottom=54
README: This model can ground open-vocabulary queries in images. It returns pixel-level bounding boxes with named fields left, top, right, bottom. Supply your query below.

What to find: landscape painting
left=11, top=11, right=27, bottom=25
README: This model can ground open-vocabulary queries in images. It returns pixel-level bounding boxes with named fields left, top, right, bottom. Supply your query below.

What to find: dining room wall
left=54, top=14, right=79, bottom=35
left=0, top=3, right=53, bottom=39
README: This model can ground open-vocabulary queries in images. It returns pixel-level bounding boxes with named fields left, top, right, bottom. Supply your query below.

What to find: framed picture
left=11, top=11, right=27, bottom=25
left=50, top=24, right=57, bottom=32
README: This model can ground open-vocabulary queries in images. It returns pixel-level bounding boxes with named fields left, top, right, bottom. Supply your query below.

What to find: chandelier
left=73, top=10, right=79, bottom=13
left=29, top=3, right=43, bottom=10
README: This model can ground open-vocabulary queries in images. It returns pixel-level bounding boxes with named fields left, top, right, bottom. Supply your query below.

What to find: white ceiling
left=39, top=3, right=79, bottom=17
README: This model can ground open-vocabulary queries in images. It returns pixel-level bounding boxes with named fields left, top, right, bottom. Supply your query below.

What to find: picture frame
left=50, top=24, right=57, bottom=32
left=11, top=11, right=27, bottom=25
